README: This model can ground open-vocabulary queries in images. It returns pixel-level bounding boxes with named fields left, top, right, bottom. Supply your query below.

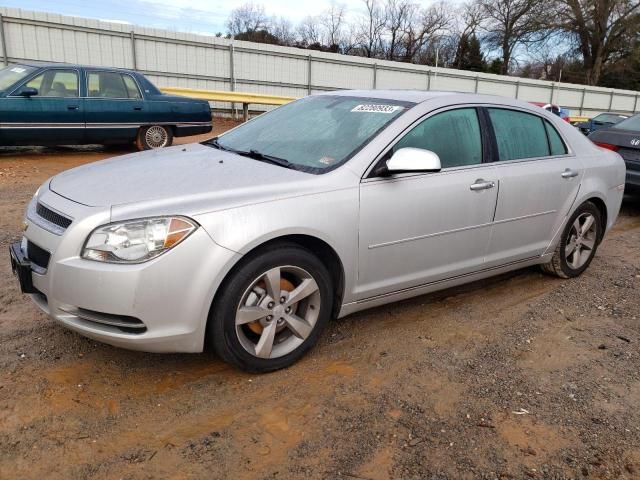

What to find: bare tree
left=321, top=3, right=347, bottom=49
left=383, top=0, right=416, bottom=60
left=356, top=0, right=387, bottom=58
left=227, top=3, right=270, bottom=37
left=398, top=1, right=453, bottom=63
left=271, top=17, right=297, bottom=46
left=298, top=16, right=323, bottom=46
left=551, top=0, right=640, bottom=85
left=478, top=0, right=547, bottom=74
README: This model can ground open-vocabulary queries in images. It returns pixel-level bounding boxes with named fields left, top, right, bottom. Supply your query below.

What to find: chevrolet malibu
left=10, top=91, right=626, bottom=372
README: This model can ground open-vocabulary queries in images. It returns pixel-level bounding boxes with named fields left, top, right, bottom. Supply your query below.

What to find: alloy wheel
left=565, top=212, right=598, bottom=270
left=235, top=265, right=321, bottom=359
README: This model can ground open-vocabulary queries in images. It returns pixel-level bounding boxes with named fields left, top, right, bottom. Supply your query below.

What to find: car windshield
left=594, top=113, right=626, bottom=124
left=0, top=64, right=37, bottom=92
left=613, top=114, right=640, bottom=131
left=210, top=95, right=413, bottom=173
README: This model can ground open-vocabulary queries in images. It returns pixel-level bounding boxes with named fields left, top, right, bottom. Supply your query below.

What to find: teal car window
left=544, top=121, right=568, bottom=156
left=122, top=75, right=142, bottom=99
left=89, top=71, right=140, bottom=98
left=0, top=65, right=37, bottom=92
left=23, top=69, right=78, bottom=97
left=393, top=108, right=483, bottom=168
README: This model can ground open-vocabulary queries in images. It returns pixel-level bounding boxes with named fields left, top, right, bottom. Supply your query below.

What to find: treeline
left=220, top=0, right=640, bottom=90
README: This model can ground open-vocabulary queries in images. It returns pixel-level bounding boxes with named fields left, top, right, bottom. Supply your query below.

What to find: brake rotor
left=247, top=277, right=296, bottom=335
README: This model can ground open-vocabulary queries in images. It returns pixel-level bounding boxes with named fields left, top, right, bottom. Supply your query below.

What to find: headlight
left=82, top=216, right=197, bottom=263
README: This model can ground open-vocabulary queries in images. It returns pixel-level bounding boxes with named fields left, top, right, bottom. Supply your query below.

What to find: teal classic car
left=0, top=63, right=212, bottom=149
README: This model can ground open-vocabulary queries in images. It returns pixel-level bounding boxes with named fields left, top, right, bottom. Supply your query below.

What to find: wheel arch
left=207, top=233, right=346, bottom=333
left=584, top=196, right=608, bottom=242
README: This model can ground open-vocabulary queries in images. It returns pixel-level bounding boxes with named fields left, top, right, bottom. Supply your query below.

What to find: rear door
left=84, top=70, right=146, bottom=143
left=483, top=108, right=582, bottom=266
left=3, top=68, right=84, bottom=145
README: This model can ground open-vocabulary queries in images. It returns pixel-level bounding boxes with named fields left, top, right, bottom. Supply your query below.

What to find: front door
left=2, top=68, right=84, bottom=145
left=357, top=107, right=499, bottom=300
left=483, top=108, right=583, bottom=266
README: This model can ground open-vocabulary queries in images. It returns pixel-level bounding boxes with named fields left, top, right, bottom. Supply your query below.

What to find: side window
left=23, top=69, right=78, bottom=97
left=122, top=75, right=142, bottom=99
left=488, top=109, right=550, bottom=161
left=393, top=108, right=483, bottom=168
left=544, top=121, right=568, bottom=156
left=88, top=71, right=131, bottom=98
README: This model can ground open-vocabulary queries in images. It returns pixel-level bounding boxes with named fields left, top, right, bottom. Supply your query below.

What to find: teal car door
left=84, top=70, right=146, bottom=144
left=2, top=68, right=84, bottom=145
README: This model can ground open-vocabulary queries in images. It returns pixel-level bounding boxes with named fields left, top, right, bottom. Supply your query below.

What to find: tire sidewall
left=209, top=245, right=334, bottom=372
left=558, top=202, right=602, bottom=278
left=136, top=125, right=173, bottom=150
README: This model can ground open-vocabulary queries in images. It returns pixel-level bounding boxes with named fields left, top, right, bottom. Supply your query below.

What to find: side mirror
left=385, top=148, right=442, bottom=175
left=18, top=87, right=38, bottom=97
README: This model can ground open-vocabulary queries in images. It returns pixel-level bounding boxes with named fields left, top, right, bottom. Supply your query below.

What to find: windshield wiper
left=205, top=137, right=229, bottom=151
left=236, top=149, right=297, bottom=170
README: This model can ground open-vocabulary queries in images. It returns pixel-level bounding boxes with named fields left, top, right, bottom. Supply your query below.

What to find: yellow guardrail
left=569, top=116, right=590, bottom=124
left=160, top=87, right=296, bottom=120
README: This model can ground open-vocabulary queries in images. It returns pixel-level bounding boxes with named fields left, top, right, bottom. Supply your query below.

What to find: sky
left=1, top=0, right=372, bottom=35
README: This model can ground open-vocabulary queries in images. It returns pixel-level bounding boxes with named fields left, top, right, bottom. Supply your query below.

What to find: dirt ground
left=1, top=119, right=640, bottom=480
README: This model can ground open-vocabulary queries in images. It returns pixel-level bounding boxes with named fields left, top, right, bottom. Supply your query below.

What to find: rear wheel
left=208, top=244, right=333, bottom=372
left=541, top=201, right=602, bottom=278
left=136, top=125, right=173, bottom=150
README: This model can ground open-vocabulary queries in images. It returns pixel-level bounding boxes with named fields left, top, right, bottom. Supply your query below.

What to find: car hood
left=49, top=143, right=325, bottom=214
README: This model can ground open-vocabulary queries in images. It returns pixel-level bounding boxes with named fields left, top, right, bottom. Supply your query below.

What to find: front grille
left=27, top=241, right=51, bottom=270
left=36, top=202, right=72, bottom=229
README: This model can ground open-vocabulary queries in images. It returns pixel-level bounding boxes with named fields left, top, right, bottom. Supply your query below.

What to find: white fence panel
left=0, top=7, right=639, bottom=117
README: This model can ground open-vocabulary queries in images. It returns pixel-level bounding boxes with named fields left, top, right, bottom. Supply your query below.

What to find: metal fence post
left=634, top=94, right=639, bottom=113
left=129, top=31, right=137, bottom=70
left=307, top=55, right=312, bottom=95
left=549, top=82, right=555, bottom=104
left=0, top=14, right=8, bottom=66
left=373, top=63, right=377, bottom=89
left=229, top=43, right=235, bottom=118
left=515, top=81, right=520, bottom=99
left=608, top=90, right=614, bottom=112
left=426, top=70, right=431, bottom=90
left=474, top=75, right=479, bottom=93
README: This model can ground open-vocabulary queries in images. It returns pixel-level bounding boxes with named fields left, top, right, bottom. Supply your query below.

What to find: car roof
left=10, top=61, right=136, bottom=73
left=316, top=89, right=550, bottom=111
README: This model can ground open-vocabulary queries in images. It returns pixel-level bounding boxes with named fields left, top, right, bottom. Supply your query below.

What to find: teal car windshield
left=213, top=96, right=413, bottom=173
left=0, top=65, right=37, bottom=92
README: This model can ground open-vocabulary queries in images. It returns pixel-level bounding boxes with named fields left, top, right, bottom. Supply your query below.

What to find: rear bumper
left=626, top=169, right=640, bottom=188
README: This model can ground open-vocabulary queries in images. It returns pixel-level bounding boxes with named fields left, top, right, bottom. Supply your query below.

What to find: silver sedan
left=10, top=91, right=626, bottom=372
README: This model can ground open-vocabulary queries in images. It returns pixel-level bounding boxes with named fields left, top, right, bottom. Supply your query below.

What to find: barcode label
left=351, top=104, right=401, bottom=114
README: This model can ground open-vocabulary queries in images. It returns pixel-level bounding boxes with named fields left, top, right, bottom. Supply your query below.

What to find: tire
left=541, top=201, right=602, bottom=279
left=208, top=243, right=334, bottom=373
left=135, top=125, right=173, bottom=150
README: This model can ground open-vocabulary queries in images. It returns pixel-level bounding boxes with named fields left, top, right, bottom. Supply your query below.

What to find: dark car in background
left=0, top=63, right=212, bottom=150
left=589, top=114, right=640, bottom=192
left=576, top=113, right=628, bottom=136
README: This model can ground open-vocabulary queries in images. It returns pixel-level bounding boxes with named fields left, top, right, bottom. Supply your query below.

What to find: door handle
left=67, top=105, right=79, bottom=110
left=561, top=168, right=579, bottom=179
left=470, top=179, right=496, bottom=191
left=133, top=106, right=143, bottom=111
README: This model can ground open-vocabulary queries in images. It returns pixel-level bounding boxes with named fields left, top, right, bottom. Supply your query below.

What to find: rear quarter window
left=545, top=121, right=568, bottom=156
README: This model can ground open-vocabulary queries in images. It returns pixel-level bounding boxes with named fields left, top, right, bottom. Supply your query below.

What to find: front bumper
left=16, top=188, right=240, bottom=353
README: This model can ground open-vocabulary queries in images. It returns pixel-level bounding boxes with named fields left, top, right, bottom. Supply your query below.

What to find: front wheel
left=541, top=201, right=602, bottom=278
left=208, top=244, right=334, bottom=372
left=135, top=125, right=173, bottom=150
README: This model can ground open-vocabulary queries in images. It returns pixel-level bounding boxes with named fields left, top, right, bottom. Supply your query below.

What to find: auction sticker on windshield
left=351, top=104, right=401, bottom=113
